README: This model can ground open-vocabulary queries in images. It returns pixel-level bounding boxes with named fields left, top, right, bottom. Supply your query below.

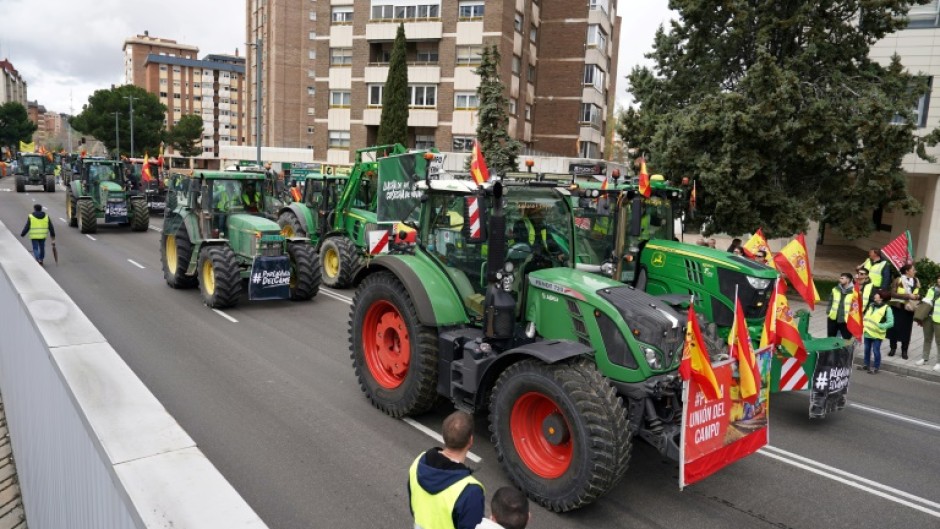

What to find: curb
left=852, top=357, right=940, bottom=383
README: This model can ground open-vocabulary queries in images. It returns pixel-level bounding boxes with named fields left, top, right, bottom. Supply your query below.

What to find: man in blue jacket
left=20, top=204, right=55, bottom=265
left=408, top=411, right=485, bottom=529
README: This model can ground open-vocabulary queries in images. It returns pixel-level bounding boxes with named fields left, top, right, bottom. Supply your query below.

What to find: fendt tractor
left=275, top=144, right=435, bottom=288
left=349, top=179, right=740, bottom=511
left=160, top=170, right=321, bottom=308
left=125, top=157, right=167, bottom=212
left=563, top=174, right=852, bottom=417
left=66, top=158, right=149, bottom=233
left=13, top=152, right=56, bottom=192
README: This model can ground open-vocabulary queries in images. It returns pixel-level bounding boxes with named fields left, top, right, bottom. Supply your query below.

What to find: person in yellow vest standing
left=860, top=249, right=891, bottom=289
left=409, top=411, right=485, bottom=529
left=861, top=290, right=894, bottom=374
left=827, top=273, right=855, bottom=339
left=916, top=276, right=940, bottom=371
left=887, top=264, right=920, bottom=359
left=20, top=204, right=55, bottom=265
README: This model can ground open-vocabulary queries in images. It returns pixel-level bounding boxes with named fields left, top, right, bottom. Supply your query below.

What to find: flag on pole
left=690, top=180, right=697, bottom=216
left=638, top=157, right=651, bottom=198
left=142, top=152, right=153, bottom=183
left=157, top=142, right=165, bottom=167
left=773, top=233, right=820, bottom=310
left=742, top=228, right=775, bottom=268
left=679, top=304, right=723, bottom=401
left=882, top=230, right=913, bottom=273
left=729, top=297, right=760, bottom=401
left=759, top=279, right=780, bottom=349
left=770, top=281, right=808, bottom=362
left=846, top=281, right=864, bottom=341
left=469, top=140, right=490, bottom=185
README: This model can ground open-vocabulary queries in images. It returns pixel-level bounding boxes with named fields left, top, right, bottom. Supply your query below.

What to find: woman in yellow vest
left=19, top=203, right=55, bottom=265
left=861, top=290, right=894, bottom=374
left=887, top=264, right=920, bottom=360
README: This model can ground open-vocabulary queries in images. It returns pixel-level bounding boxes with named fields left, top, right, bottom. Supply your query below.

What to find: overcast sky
left=0, top=0, right=675, bottom=115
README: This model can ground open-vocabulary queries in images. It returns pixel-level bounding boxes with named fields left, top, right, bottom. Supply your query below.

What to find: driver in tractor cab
left=242, top=182, right=261, bottom=213
left=213, top=181, right=232, bottom=232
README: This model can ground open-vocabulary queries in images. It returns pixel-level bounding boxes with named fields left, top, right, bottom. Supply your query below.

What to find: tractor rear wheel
left=321, top=236, right=360, bottom=288
left=278, top=211, right=307, bottom=238
left=66, top=192, right=78, bottom=227
left=130, top=199, right=149, bottom=231
left=489, top=358, right=632, bottom=512
left=15, top=176, right=25, bottom=193
left=45, top=176, right=55, bottom=192
left=198, top=245, right=242, bottom=308
left=349, top=271, right=438, bottom=417
left=287, top=243, right=320, bottom=301
left=78, top=200, right=97, bottom=234
left=162, top=226, right=198, bottom=289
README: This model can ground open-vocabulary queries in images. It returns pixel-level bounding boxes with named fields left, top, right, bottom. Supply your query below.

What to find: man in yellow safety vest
left=826, top=273, right=855, bottom=339
left=20, top=203, right=55, bottom=265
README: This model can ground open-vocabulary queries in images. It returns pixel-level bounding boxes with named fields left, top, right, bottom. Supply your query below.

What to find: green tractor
left=566, top=175, right=852, bottom=417
left=65, top=158, right=149, bottom=234
left=160, top=170, right=321, bottom=308
left=349, top=179, right=742, bottom=511
left=14, top=153, right=56, bottom=193
left=274, top=145, right=433, bottom=288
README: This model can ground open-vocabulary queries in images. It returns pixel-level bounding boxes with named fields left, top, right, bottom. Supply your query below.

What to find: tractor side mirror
left=462, top=195, right=487, bottom=244
left=629, top=196, right=643, bottom=238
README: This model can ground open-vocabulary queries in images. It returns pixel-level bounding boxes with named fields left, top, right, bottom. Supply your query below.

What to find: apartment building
left=124, top=34, right=247, bottom=157
left=247, top=0, right=620, bottom=164
left=0, top=59, right=27, bottom=106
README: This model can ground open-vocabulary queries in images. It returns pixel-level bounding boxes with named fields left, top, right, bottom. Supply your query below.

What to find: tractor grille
left=566, top=299, right=591, bottom=346
left=258, top=234, right=285, bottom=257
left=596, top=286, right=685, bottom=370
left=685, top=259, right=705, bottom=284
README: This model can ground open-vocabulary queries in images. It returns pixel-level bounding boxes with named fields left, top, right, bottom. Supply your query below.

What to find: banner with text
left=248, top=256, right=292, bottom=300
left=376, top=153, right=430, bottom=223
left=680, top=349, right=772, bottom=488
left=808, top=343, right=853, bottom=419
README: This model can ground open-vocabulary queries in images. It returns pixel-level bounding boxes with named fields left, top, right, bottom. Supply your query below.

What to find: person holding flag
left=742, top=228, right=775, bottom=269
left=826, top=273, right=856, bottom=339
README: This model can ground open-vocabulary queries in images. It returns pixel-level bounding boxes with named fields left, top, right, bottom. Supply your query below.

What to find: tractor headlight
left=746, top=276, right=772, bottom=290
left=600, top=261, right=615, bottom=277
left=643, top=346, right=661, bottom=370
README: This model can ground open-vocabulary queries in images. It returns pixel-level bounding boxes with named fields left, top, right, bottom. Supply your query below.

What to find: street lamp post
left=247, top=38, right=263, bottom=166
left=123, top=95, right=138, bottom=158
left=112, top=112, right=121, bottom=158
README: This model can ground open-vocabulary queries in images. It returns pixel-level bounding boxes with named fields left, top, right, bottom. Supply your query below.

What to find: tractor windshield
left=89, top=164, right=118, bottom=182
left=19, top=156, right=45, bottom=172
left=641, top=196, right=675, bottom=241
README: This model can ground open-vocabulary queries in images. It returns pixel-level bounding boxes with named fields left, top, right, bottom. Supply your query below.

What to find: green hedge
left=915, top=257, right=940, bottom=289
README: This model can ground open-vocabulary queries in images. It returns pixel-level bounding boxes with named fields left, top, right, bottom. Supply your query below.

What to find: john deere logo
left=651, top=252, right=666, bottom=268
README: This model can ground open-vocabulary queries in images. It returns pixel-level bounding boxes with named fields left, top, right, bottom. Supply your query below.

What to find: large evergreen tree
left=621, top=0, right=939, bottom=238
left=71, top=85, right=166, bottom=156
left=474, top=45, right=521, bottom=174
left=0, top=102, right=37, bottom=157
left=377, top=23, right=409, bottom=147
left=168, top=114, right=204, bottom=157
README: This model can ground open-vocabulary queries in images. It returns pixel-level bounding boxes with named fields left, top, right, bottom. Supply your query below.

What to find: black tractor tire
left=321, top=236, right=361, bottom=288
left=14, top=176, right=25, bottom=193
left=287, top=243, right=321, bottom=301
left=197, top=245, right=242, bottom=308
left=161, top=226, right=198, bottom=289
left=489, top=358, right=632, bottom=512
left=77, top=200, right=97, bottom=234
left=349, top=271, right=438, bottom=417
left=278, top=211, right=307, bottom=238
left=66, top=192, right=78, bottom=227
left=44, top=175, right=55, bottom=192
left=129, top=199, right=149, bottom=231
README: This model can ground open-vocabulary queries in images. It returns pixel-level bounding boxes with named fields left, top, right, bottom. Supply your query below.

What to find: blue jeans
left=863, top=337, right=883, bottom=369
left=31, top=239, right=46, bottom=262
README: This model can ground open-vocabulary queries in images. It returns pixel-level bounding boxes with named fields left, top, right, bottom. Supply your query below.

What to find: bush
left=915, top=257, right=940, bottom=290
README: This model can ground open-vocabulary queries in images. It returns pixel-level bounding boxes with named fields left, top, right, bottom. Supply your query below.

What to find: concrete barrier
left=0, top=221, right=267, bottom=528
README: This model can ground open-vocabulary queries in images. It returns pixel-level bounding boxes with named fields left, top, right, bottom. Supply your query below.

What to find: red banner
left=680, top=349, right=772, bottom=488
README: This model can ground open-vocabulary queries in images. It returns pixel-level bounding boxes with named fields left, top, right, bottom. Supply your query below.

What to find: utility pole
left=123, top=95, right=138, bottom=157
left=255, top=38, right=262, bottom=166
left=113, top=112, right=121, bottom=158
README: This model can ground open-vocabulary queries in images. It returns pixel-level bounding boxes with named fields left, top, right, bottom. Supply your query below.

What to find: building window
left=332, top=6, right=353, bottom=24
left=329, top=130, right=351, bottom=149
left=159, top=65, right=167, bottom=71
left=456, top=46, right=483, bottom=67
left=525, top=104, right=532, bottom=121
left=308, top=108, right=316, bottom=115
left=159, top=92, right=168, bottom=98
left=454, top=92, right=479, bottom=110
left=309, top=50, right=317, bottom=60
left=458, top=1, right=484, bottom=20
left=583, top=64, right=605, bottom=91
left=589, top=0, right=609, bottom=15
left=579, top=141, right=599, bottom=159
left=307, top=126, right=315, bottom=134
left=173, top=66, right=181, bottom=73
left=416, top=44, right=439, bottom=63
left=160, top=79, right=167, bottom=85
left=527, top=64, right=536, bottom=83
left=514, top=12, right=524, bottom=32
left=512, top=55, right=521, bottom=75
left=509, top=98, right=517, bottom=115
left=307, top=86, right=316, bottom=96
left=308, top=69, right=316, bottom=78
left=331, top=48, right=353, bottom=66
left=915, top=78, right=933, bottom=127
left=309, top=31, right=317, bottom=40
left=409, top=85, right=437, bottom=108
left=587, top=25, right=608, bottom=50
left=415, top=130, right=436, bottom=149
left=529, top=24, right=538, bottom=43
left=372, top=5, right=394, bottom=19
left=309, top=10, right=316, bottom=20
left=368, top=84, right=384, bottom=106
left=330, top=90, right=351, bottom=108
left=173, top=80, right=181, bottom=87
left=580, top=103, right=603, bottom=128
left=453, top=136, right=475, bottom=152
left=372, top=4, right=440, bottom=20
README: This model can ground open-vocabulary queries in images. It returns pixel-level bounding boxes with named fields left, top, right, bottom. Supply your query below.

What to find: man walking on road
left=20, top=204, right=55, bottom=265
left=409, top=411, right=485, bottom=529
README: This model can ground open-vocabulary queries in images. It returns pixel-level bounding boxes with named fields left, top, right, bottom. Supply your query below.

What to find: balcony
left=366, top=20, right=442, bottom=41
left=364, top=64, right=440, bottom=84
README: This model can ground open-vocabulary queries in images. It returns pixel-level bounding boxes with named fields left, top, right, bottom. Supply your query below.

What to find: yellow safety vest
left=891, top=277, right=919, bottom=307
left=28, top=214, right=49, bottom=240
left=522, top=218, right=548, bottom=249
left=924, top=286, right=940, bottom=324
left=408, top=454, right=483, bottom=529
left=828, top=287, right=855, bottom=321
left=863, top=304, right=890, bottom=340
left=865, top=259, right=888, bottom=288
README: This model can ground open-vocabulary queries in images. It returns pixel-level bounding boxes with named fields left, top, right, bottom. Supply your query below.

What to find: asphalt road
left=1, top=177, right=938, bottom=529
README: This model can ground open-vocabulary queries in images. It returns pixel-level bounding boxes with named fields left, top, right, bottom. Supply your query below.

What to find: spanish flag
left=142, top=152, right=153, bottom=183
left=157, top=142, right=165, bottom=167
left=469, top=140, right=489, bottom=185
left=638, top=157, right=651, bottom=198
left=679, top=304, right=722, bottom=401
left=846, top=281, right=864, bottom=341
left=730, top=297, right=760, bottom=401
left=773, top=233, right=820, bottom=310
left=763, top=280, right=808, bottom=362
left=742, top=228, right=775, bottom=268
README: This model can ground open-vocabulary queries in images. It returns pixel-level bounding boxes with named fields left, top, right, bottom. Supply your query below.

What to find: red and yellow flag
left=600, top=175, right=609, bottom=191
left=638, top=157, right=651, bottom=198
left=759, top=279, right=779, bottom=350
left=742, top=228, right=775, bottom=268
left=767, top=281, right=808, bottom=362
left=679, top=304, right=722, bottom=401
left=773, top=233, right=820, bottom=310
left=142, top=152, right=153, bottom=183
left=470, top=140, right=489, bottom=185
left=846, top=281, right=864, bottom=341
left=157, top=142, right=165, bottom=167
left=730, top=297, right=761, bottom=401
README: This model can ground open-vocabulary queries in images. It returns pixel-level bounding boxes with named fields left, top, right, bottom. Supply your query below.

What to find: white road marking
left=149, top=224, right=163, bottom=233
left=127, top=259, right=145, bottom=269
left=321, top=288, right=353, bottom=304
left=849, top=403, right=940, bottom=432
left=212, top=309, right=238, bottom=323
left=59, top=218, right=66, bottom=223
left=760, top=445, right=940, bottom=518
left=403, top=418, right=483, bottom=464
left=85, top=234, right=96, bottom=241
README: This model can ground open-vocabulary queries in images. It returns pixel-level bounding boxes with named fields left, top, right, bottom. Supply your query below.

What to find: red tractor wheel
left=510, top=392, right=573, bottom=479
left=362, top=300, right=412, bottom=389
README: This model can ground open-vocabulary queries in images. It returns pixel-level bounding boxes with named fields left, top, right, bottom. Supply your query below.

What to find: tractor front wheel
left=321, top=236, right=360, bottom=288
left=77, top=200, right=97, bottom=234
left=45, top=175, right=55, bottom=192
left=489, top=358, right=632, bottom=512
left=198, top=245, right=242, bottom=308
left=14, top=176, right=25, bottom=193
left=162, top=226, right=198, bottom=289
left=278, top=211, right=307, bottom=238
left=287, top=243, right=321, bottom=301
left=66, top=192, right=78, bottom=227
left=349, top=271, right=438, bottom=417
left=130, top=199, right=149, bottom=231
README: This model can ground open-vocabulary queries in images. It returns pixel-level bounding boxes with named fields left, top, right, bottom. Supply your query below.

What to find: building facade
left=124, top=34, right=247, bottom=158
left=0, top=59, right=27, bottom=106
left=246, top=0, right=620, bottom=164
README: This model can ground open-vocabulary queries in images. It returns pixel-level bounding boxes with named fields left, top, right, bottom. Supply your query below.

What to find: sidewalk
left=0, top=394, right=26, bottom=529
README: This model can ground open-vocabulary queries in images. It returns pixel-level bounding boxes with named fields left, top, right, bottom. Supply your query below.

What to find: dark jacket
left=409, top=448, right=485, bottom=529
left=21, top=211, right=55, bottom=239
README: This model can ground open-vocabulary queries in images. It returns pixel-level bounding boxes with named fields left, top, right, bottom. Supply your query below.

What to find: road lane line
left=59, top=218, right=66, bottom=222
left=85, top=234, right=96, bottom=241
left=321, top=288, right=353, bottom=304
left=402, top=418, right=482, bottom=463
left=149, top=224, right=163, bottom=233
left=760, top=445, right=940, bottom=517
left=212, top=309, right=238, bottom=323
left=127, top=259, right=146, bottom=269
left=849, top=403, right=940, bottom=432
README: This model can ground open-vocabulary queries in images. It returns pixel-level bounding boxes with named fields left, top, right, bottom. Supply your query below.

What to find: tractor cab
left=80, top=160, right=125, bottom=203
